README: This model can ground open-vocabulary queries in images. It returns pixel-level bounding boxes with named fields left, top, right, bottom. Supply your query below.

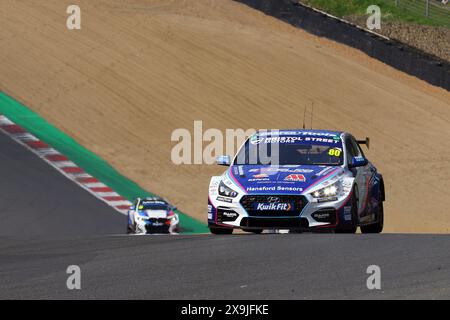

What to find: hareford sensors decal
left=228, top=165, right=339, bottom=195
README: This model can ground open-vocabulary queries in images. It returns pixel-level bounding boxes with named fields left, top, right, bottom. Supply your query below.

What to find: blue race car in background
left=208, top=130, right=385, bottom=234
left=127, top=197, right=179, bottom=234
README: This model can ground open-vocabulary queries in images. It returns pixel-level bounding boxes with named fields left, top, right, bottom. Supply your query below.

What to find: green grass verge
left=0, top=92, right=209, bottom=234
left=301, top=0, right=450, bottom=28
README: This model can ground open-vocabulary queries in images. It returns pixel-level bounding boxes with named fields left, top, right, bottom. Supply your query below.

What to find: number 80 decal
left=328, top=148, right=342, bottom=157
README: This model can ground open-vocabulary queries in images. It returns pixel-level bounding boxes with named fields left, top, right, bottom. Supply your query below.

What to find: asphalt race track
left=1, top=129, right=450, bottom=299
left=0, top=130, right=124, bottom=237
left=1, top=234, right=450, bottom=299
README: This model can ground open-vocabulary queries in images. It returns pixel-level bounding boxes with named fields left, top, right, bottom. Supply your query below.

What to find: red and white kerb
left=0, top=114, right=131, bottom=214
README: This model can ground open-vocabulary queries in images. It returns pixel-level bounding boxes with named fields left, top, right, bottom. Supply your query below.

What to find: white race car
left=127, top=197, right=179, bottom=234
left=208, top=130, right=385, bottom=234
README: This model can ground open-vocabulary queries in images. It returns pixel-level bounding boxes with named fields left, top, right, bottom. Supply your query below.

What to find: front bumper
left=208, top=193, right=352, bottom=230
left=145, top=223, right=171, bottom=234
left=134, top=217, right=179, bottom=234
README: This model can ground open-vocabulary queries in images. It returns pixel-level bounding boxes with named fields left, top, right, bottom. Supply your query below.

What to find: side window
left=345, top=138, right=356, bottom=165
left=350, top=137, right=365, bottom=158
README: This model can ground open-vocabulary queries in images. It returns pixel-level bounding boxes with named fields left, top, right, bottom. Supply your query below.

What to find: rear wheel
left=209, top=227, right=233, bottom=235
left=361, top=199, right=384, bottom=234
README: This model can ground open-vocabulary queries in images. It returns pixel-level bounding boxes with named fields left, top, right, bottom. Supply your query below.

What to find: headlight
left=167, top=211, right=177, bottom=220
left=135, top=214, right=147, bottom=222
left=218, top=181, right=238, bottom=198
left=310, top=181, right=341, bottom=202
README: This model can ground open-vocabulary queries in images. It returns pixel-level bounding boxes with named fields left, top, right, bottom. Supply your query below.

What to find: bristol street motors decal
left=250, top=132, right=341, bottom=145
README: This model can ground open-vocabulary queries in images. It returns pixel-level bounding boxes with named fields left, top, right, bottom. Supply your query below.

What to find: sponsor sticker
left=216, top=196, right=233, bottom=203
left=344, top=206, right=352, bottom=221
left=284, top=174, right=306, bottom=182
left=262, top=136, right=302, bottom=144
left=249, top=133, right=342, bottom=147
left=257, top=131, right=338, bottom=137
left=253, top=173, right=269, bottom=179
left=222, top=211, right=238, bottom=219
left=263, top=167, right=314, bottom=174
left=317, top=197, right=338, bottom=203
left=248, top=173, right=271, bottom=182
left=317, top=167, right=334, bottom=176
left=209, top=180, right=220, bottom=195
left=246, top=186, right=303, bottom=192
left=151, top=222, right=164, bottom=227
left=277, top=186, right=303, bottom=192
left=254, top=202, right=293, bottom=211
left=249, top=135, right=264, bottom=145
left=141, top=200, right=166, bottom=205
left=312, top=212, right=331, bottom=220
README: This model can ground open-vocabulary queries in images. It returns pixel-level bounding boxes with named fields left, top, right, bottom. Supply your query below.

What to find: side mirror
left=216, top=155, right=231, bottom=166
left=350, top=156, right=368, bottom=168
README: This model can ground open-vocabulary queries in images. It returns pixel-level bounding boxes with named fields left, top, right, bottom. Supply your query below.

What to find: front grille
left=240, top=195, right=307, bottom=217
left=240, top=217, right=309, bottom=229
left=145, top=223, right=169, bottom=234
left=149, top=218, right=168, bottom=223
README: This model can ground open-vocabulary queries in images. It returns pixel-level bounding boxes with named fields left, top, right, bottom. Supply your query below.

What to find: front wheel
left=209, top=227, right=233, bottom=235
left=361, top=200, right=384, bottom=234
left=127, top=223, right=135, bottom=234
left=335, top=189, right=358, bottom=234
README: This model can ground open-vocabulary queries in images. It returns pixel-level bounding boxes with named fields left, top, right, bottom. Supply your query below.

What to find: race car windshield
left=234, top=136, right=344, bottom=166
left=139, top=202, right=169, bottom=211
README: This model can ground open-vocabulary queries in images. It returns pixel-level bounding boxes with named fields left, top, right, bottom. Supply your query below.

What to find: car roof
left=140, top=197, right=168, bottom=203
left=253, top=129, right=344, bottom=137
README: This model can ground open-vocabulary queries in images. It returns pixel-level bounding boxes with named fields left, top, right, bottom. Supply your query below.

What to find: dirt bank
left=1, top=0, right=449, bottom=232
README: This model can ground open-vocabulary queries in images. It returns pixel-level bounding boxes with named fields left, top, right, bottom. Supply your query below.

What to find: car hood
left=139, top=210, right=168, bottom=219
left=227, top=164, right=342, bottom=195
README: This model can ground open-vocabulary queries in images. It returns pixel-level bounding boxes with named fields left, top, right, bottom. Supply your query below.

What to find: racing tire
left=209, top=227, right=233, bottom=235
left=335, top=188, right=358, bottom=234
left=361, top=199, right=384, bottom=234
left=127, top=224, right=135, bottom=234
left=243, top=228, right=263, bottom=234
